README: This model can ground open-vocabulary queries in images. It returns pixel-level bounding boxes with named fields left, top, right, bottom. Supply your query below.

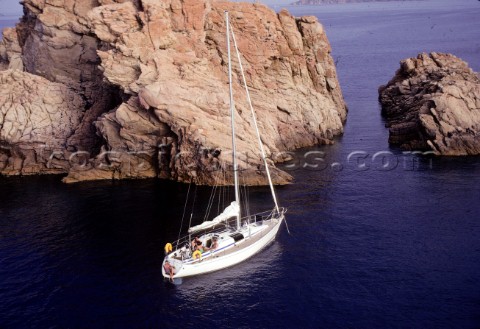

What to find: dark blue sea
left=1, top=1, right=480, bottom=328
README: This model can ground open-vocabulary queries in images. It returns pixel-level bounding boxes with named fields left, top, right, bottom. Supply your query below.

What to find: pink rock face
left=0, top=0, right=347, bottom=185
left=0, top=70, right=85, bottom=175
left=379, top=52, right=480, bottom=155
left=0, top=28, right=23, bottom=71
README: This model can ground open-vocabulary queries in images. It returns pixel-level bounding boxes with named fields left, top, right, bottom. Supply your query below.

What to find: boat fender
left=192, top=250, right=202, bottom=260
left=164, top=243, right=173, bottom=254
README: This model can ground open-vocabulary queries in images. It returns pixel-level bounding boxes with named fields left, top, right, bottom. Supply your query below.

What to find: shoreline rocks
left=1, top=0, right=347, bottom=185
left=379, top=52, right=480, bottom=155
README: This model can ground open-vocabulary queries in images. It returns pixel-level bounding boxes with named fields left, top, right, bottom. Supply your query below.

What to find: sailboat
left=161, top=11, right=287, bottom=281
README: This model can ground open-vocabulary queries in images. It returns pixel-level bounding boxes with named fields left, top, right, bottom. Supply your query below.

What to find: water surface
left=1, top=1, right=480, bottom=328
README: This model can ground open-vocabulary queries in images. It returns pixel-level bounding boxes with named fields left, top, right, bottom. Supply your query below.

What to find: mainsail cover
left=188, top=201, right=239, bottom=233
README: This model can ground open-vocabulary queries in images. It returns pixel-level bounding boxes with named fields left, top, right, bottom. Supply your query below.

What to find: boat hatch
left=230, top=232, right=244, bottom=242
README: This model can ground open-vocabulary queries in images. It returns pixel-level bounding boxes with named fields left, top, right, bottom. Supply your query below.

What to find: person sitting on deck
left=203, top=236, right=219, bottom=252
left=191, top=236, right=202, bottom=250
left=209, top=237, right=219, bottom=251
left=163, top=260, right=175, bottom=282
left=194, top=241, right=205, bottom=253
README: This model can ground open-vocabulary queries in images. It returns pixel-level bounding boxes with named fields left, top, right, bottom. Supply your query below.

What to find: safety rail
left=169, top=207, right=286, bottom=252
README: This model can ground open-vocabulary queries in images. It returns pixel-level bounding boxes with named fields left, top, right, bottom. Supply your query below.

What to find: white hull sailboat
left=162, top=11, right=287, bottom=281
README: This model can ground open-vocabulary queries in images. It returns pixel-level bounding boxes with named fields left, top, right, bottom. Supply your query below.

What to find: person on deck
left=209, top=237, right=219, bottom=251
left=203, top=237, right=218, bottom=252
left=194, top=241, right=204, bottom=253
left=163, top=260, right=175, bottom=282
left=191, top=237, right=202, bottom=250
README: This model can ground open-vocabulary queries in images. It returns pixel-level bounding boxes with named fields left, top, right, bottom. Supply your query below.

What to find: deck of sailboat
left=168, top=218, right=278, bottom=263
left=164, top=216, right=283, bottom=279
left=202, top=219, right=278, bottom=261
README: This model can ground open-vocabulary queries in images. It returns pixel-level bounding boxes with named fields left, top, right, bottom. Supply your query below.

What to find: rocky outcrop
left=18, top=0, right=122, bottom=153
left=0, top=70, right=85, bottom=174
left=1, top=0, right=347, bottom=184
left=379, top=52, right=480, bottom=155
left=0, top=27, right=23, bottom=71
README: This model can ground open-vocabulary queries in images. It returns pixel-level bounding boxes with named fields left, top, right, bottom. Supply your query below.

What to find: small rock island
left=379, top=53, right=480, bottom=155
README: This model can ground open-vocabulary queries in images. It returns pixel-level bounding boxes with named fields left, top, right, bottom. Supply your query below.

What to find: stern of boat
left=162, top=256, right=184, bottom=280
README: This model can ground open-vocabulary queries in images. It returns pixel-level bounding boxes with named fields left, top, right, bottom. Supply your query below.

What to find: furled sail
left=188, top=201, right=239, bottom=233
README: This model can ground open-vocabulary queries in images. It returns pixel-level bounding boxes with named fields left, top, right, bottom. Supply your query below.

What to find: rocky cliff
left=0, top=0, right=347, bottom=185
left=379, top=53, right=480, bottom=155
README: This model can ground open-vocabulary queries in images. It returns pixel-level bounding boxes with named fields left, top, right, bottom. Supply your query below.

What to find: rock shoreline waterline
left=0, top=0, right=346, bottom=185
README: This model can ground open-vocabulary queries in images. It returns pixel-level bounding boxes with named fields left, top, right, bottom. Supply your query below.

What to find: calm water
left=1, top=1, right=480, bottom=328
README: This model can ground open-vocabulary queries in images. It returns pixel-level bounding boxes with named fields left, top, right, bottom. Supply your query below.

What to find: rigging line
left=241, top=182, right=245, bottom=218
left=283, top=213, right=292, bottom=235
left=218, top=166, right=223, bottom=215
left=208, top=166, right=224, bottom=218
left=224, top=165, right=230, bottom=209
left=218, top=178, right=222, bottom=216
left=244, top=184, right=250, bottom=218
left=219, top=165, right=227, bottom=215
left=209, top=166, right=218, bottom=219
left=204, top=181, right=218, bottom=222
left=187, top=183, right=199, bottom=241
left=230, top=23, right=280, bottom=213
left=206, top=168, right=221, bottom=221
left=239, top=177, right=245, bottom=218
left=204, top=188, right=213, bottom=221
left=190, top=184, right=198, bottom=222
left=246, top=183, right=250, bottom=219
left=240, top=177, right=250, bottom=218
left=210, top=186, right=218, bottom=218
left=176, top=180, right=192, bottom=248
left=245, top=186, right=250, bottom=218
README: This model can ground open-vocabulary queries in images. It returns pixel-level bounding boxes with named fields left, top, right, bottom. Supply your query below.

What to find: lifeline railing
left=170, top=207, right=286, bottom=252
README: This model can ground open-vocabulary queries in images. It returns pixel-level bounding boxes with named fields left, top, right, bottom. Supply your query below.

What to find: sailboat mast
left=226, top=11, right=241, bottom=229
left=229, top=25, right=280, bottom=214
